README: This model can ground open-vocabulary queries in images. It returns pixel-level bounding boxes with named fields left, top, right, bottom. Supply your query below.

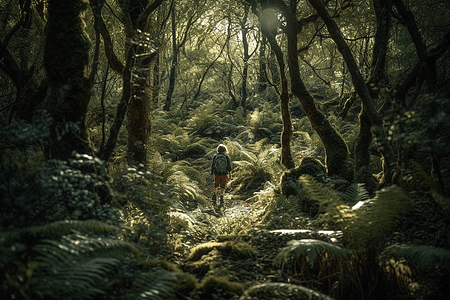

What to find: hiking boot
left=218, top=195, right=224, bottom=210
left=211, top=193, right=216, bottom=205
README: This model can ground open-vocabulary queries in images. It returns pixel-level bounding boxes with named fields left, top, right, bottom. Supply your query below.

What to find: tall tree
left=250, top=0, right=350, bottom=178
left=164, top=2, right=177, bottom=111
left=259, top=8, right=294, bottom=169
left=43, top=0, right=96, bottom=160
left=308, top=0, right=395, bottom=183
left=117, top=0, right=164, bottom=168
left=354, top=0, right=392, bottom=187
left=240, top=4, right=251, bottom=110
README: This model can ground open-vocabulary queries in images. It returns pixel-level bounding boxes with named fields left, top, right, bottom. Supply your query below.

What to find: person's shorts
left=214, top=175, right=228, bottom=188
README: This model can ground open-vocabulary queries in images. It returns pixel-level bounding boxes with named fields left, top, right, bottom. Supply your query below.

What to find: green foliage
left=274, top=239, right=349, bottom=269
left=260, top=194, right=310, bottom=229
left=387, top=244, right=450, bottom=272
left=3, top=219, right=124, bottom=241
left=187, top=240, right=255, bottom=261
left=1, top=151, right=115, bottom=227
left=186, top=103, right=220, bottom=135
left=199, top=275, right=245, bottom=297
left=299, top=174, right=411, bottom=250
left=0, top=112, right=52, bottom=146
left=227, top=139, right=281, bottom=195
left=0, top=220, right=177, bottom=300
left=240, top=282, right=335, bottom=300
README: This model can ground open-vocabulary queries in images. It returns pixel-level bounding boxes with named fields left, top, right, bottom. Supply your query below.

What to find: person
left=211, top=144, right=232, bottom=209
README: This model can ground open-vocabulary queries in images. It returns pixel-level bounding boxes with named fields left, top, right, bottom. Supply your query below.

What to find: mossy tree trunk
left=249, top=0, right=349, bottom=177
left=354, top=0, right=391, bottom=187
left=264, top=29, right=295, bottom=169
left=118, top=0, right=164, bottom=168
left=308, top=0, right=396, bottom=184
left=284, top=1, right=350, bottom=178
left=240, top=5, right=250, bottom=111
left=44, top=0, right=93, bottom=160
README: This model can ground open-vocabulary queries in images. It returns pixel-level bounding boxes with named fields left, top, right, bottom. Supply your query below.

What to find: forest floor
left=158, top=183, right=450, bottom=300
left=165, top=191, right=343, bottom=299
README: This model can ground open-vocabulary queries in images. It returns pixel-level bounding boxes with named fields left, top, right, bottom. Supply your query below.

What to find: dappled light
left=1, top=0, right=450, bottom=299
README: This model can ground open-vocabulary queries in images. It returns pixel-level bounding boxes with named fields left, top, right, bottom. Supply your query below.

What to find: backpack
left=215, top=154, right=228, bottom=174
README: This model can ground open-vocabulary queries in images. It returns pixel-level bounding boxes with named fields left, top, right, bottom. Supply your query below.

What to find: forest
left=1, top=0, right=450, bottom=299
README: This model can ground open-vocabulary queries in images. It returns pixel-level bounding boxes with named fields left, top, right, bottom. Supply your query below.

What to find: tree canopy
left=1, top=0, right=450, bottom=299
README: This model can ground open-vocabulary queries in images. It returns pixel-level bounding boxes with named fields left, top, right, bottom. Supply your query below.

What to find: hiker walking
left=211, top=144, right=232, bottom=210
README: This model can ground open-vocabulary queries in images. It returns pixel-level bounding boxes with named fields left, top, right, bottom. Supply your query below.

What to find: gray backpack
left=215, top=154, right=227, bottom=173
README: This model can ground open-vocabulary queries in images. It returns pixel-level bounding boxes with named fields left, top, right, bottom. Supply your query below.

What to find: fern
left=334, top=182, right=370, bottom=207
left=34, top=232, right=139, bottom=257
left=274, top=239, right=349, bottom=269
left=115, top=268, right=178, bottom=300
left=299, top=175, right=411, bottom=250
left=387, top=244, right=450, bottom=272
left=32, top=255, right=121, bottom=300
left=227, top=139, right=281, bottom=194
left=241, top=282, right=336, bottom=300
left=2, top=220, right=126, bottom=241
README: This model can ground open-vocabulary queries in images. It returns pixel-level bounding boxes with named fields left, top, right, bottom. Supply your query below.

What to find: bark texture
left=308, top=0, right=395, bottom=183
left=44, top=0, right=93, bottom=160
left=286, top=1, right=350, bottom=178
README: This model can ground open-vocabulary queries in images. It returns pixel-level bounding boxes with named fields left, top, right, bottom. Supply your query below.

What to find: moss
left=187, top=241, right=232, bottom=261
left=199, top=275, right=245, bottom=296
left=231, top=241, right=256, bottom=258
left=280, top=157, right=326, bottom=196
left=139, top=259, right=198, bottom=293
left=187, top=248, right=221, bottom=276
left=139, top=259, right=181, bottom=272
left=188, top=240, right=256, bottom=261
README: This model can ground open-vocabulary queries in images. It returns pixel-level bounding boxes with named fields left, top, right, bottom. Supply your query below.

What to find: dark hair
left=217, top=144, right=227, bottom=153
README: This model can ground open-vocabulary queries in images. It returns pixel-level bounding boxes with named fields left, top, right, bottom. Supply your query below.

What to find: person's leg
left=218, top=175, right=227, bottom=208
left=212, top=176, right=219, bottom=204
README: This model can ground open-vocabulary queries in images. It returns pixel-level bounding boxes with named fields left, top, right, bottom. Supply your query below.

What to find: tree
left=308, top=0, right=396, bottom=183
left=116, top=0, right=165, bottom=168
left=259, top=9, right=294, bottom=169
left=250, top=0, right=351, bottom=178
left=1, top=0, right=48, bottom=123
left=354, top=0, right=392, bottom=187
left=43, top=0, right=96, bottom=160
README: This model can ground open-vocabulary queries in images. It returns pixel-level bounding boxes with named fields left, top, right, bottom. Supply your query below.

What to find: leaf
left=274, top=239, right=349, bottom=269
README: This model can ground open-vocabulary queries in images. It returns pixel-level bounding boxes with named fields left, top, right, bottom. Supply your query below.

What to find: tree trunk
left=265, top=32, right=295, bottom=169
left=286, top=1, right=350, bottom=178
left=391, top=0, right=436, bottom=93
left=164, top=3, right=177, bottom=111
left=127, top=44, right=152, bottom=167
left=119, top=0, right=163, bottom=169
left=44, top=0, right=93, bottom=160
left=354, top=0, right=391, bottom=186
left=240, top=5, right=250, bottom=110
left=258, top=35, right=267, bottom=93
left=308, top=0, right=395, bottom=184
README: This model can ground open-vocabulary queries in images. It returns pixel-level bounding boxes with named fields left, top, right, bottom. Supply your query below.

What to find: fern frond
left=335, top=183, right=370, bottom=207
left=241, top=282, right=336, bottom=300
left=351, top=185, right=411, bottom=249
left=34, top=232, right=140, bottom=257
left=387, top=244, right=450, bottom=272
left=32, top=252, right=122, bottom=299
left=122, top=268, right=178, bottom=300
left=299, top=175, right=411, bottom=250
left=2, top=220, right=124, bottom=241
left=274, top=239, right=349, bottom=269
left=299, top=174, right=355, bottom=228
